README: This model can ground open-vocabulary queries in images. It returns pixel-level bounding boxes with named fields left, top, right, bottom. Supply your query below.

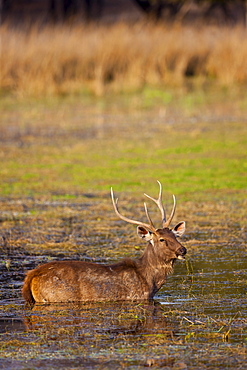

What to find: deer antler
left=144, top=181, right=176, bottom=228
left=164, top=194, right=176, bottom=228
left=111, top=188, right=156, bottom=232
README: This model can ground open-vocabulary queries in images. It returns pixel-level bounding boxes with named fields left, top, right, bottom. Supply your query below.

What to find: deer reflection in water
left=23, top=300, right=179, bottom=343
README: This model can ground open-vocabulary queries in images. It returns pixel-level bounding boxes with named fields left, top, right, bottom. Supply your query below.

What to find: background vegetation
left=0, top=94, right=246, bottom=202
left=1, top=22, right=247, bottom=97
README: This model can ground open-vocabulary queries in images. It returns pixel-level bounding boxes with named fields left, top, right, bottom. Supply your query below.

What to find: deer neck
left=137, top=242, right=174, bottom=295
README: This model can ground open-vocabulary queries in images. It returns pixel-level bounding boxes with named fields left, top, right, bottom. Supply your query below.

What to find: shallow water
left=0, top=214, right=246, bottom=369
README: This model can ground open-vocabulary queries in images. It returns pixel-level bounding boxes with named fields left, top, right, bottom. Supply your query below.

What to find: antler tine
left=111, top=188, right=155, bottom=232
left=163, top=194, right=176, bottom=228
left=144, top=202, right=155, bottom=229
left=144, top=180, right=166, bottom=226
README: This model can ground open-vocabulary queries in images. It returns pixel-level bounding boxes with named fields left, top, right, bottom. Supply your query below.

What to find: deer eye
left=160, top=238, right=168, bottom=246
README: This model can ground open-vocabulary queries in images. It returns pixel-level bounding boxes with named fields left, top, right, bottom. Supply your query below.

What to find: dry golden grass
left=1, top=22, right=247, bottom=96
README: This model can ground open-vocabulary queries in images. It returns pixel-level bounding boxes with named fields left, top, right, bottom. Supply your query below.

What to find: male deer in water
left=22, top=181, right=186, bottom=304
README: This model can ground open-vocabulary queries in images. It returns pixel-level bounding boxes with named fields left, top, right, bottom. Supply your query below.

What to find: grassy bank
left=0, top=94, right=246, bottom=202
left=1, top=22, right=247, bottom=97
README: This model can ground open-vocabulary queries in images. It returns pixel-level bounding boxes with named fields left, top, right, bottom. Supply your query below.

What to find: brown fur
left=22, top=227, right=186, bottom=304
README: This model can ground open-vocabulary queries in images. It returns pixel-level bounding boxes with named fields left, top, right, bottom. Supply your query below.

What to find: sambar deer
left=22, top=181, right=186, bottom=304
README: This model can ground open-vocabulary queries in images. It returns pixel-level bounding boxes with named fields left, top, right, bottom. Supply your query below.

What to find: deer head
left=111, top=181, right=186, bottom=264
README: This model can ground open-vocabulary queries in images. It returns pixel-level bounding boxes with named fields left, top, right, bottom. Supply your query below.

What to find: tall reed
left=1, top=22, right=247, bottom=96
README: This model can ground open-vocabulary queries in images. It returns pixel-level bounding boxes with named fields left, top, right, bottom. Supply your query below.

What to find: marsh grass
left=1, top=22, right=247, bottom=97
left=0, top=298, right=246, bottom=368
left=0, top=106, right=246, bottom=201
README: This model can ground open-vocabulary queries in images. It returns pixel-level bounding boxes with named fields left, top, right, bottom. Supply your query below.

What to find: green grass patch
left=0, top=92, right=246, bottom=201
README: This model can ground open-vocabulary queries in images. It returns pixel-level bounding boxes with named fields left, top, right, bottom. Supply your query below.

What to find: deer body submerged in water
left=22, top=182, right=186, bottom=304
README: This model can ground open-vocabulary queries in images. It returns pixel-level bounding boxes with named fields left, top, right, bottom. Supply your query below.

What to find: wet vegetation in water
left=0, top=94, right=246, bottom=369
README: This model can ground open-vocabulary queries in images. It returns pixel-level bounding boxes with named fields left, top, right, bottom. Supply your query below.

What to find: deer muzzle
left=176, top=246, right=187, bottom=260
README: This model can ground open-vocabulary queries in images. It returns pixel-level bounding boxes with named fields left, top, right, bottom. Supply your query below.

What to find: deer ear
left=172, top=221, right=186, bottom=237
left=137, top=226, right=153, bottom=241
